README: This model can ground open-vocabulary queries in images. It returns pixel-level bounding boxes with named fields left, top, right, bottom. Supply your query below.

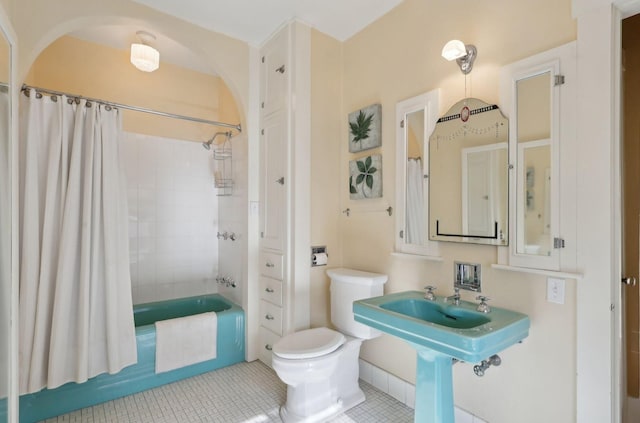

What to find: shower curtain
left=406, top=158, right=425, bottom=245
left=18, top=93, right=136, bottom=394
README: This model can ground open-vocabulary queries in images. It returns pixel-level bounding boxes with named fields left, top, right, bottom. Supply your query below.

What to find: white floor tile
left=44, top=361, right=414, bottom=423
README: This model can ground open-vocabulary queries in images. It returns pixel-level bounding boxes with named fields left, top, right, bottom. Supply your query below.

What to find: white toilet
left=272, top=268, right=388, bottom=423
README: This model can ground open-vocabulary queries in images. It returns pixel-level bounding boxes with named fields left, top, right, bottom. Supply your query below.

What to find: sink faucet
left=423, top=285, right=437, bottom=301
left=446, top=288, right=461, bottom=305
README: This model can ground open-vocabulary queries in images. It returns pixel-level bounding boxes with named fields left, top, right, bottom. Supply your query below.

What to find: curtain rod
left=21, top=84, right=242, bottom=133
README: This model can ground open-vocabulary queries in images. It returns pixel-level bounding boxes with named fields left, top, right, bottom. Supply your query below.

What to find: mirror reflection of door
left=0, top=19, right=9, bottom=423
left=516, top=72, right=552, bottom=256
left=462, top=143, right=507, bottom=237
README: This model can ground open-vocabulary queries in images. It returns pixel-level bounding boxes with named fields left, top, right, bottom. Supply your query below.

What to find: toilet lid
left=273, top=327, right=346, bottom=359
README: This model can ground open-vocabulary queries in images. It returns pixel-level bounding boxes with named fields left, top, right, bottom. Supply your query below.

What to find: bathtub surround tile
left=45, top=361, right=414, bottom=423
left=126, top=132, right=219, bottom=305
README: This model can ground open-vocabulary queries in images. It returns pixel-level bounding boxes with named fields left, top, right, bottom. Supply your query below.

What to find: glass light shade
left=441, top=40, right=467, bottom=61
left=130, top=43, right=159, bottom=72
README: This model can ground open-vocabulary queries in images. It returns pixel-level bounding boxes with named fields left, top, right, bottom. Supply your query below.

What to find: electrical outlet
left=547, top=277, right=565, bottom=304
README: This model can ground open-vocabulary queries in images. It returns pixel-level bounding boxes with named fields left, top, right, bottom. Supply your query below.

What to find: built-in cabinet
left=497, top=42, right=579, bottom=276
left=257, top=22, right=311, bottom=366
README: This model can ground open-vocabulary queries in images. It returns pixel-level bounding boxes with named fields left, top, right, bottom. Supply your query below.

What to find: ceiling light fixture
left=441, top=39, right=477, bottom=75
left=131, top=30, right=159, bottom=72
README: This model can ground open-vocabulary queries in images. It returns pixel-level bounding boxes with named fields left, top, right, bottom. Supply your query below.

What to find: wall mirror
left=0, top=7, right=11, bottom=422
left=395, top=90, right=440, bottom=256
left=428, top=98, right=508, bottom=246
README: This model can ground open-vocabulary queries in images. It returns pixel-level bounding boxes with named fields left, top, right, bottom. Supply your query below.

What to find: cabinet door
left=260, top=112, right=286, bottom=251
left=260, top=29, right=288, bottom=116
left=500, top=42, right=576, bottom=272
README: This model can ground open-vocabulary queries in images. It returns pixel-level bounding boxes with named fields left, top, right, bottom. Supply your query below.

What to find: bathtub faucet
left=216, top=275, right=237, bottom=288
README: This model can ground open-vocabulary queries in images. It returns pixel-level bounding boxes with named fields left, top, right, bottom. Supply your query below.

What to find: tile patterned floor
left=42, top=361, right=414, bottom=423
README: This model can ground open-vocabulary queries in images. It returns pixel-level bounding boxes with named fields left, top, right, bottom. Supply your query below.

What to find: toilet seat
left=273, top=327, right=345, bottom=359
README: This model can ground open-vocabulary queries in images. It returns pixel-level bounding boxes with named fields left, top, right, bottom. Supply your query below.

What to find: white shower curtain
left=18, top=93, right=137, bottom=394
left=406, top=158, right=425, bottom=245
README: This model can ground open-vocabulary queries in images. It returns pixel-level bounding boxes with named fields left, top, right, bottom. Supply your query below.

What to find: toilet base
left=279, top=388, right=365, bottom=423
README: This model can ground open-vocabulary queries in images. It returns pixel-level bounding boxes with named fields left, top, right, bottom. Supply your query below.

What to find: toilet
left=272, top=268, right=388, bottom=423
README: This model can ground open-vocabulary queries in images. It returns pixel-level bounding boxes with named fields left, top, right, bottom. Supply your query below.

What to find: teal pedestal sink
left=353, top=290, right=530, bottom=423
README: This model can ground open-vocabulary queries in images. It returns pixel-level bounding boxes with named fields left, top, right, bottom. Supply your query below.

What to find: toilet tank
left=327, top=268, right=388, bottom=339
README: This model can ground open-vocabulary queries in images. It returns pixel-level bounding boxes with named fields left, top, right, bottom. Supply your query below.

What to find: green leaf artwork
left=348, top=104, right=381, bottom=153
left=349, top=155, right=382, bottom=200
left=350, top=110, right=374, bottom=144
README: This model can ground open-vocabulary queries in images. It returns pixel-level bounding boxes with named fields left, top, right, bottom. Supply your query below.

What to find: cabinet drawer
left=260, top=251, right=283, bottom=279
left=260, top=300, right=283, bottom=335
left=260, top=277, right=283, bottom=306
left=259, top=327, right=281, bottom=367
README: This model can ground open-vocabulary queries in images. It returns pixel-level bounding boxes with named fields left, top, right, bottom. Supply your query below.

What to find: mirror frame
left=394, top=89, right=440, bottom=257
left=428, top=98, right=509, bottom=246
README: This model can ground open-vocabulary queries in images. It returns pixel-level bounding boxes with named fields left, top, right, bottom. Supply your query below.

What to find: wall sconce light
left=131, top=31, right=160, bottom=72
left=441, top=40, right=477, bottom=75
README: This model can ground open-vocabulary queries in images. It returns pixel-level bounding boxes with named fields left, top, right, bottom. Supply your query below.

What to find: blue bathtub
left=16, top=294, right=245, bottom=423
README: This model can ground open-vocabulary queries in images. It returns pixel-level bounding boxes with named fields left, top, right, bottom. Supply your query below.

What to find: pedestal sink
left=353, top=291, right=530, bottom=423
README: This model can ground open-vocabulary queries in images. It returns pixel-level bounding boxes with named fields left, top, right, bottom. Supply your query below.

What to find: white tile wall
left=124, top=132, right=219, bottom=304
left=359, top=359, right=488, bottom=422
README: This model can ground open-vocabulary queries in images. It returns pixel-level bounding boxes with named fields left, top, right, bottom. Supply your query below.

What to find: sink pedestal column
left=414, top=347, right=454, bottom=423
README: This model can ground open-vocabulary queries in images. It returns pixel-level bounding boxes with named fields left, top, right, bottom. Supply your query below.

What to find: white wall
left=123, top=132, right=220, bottom=304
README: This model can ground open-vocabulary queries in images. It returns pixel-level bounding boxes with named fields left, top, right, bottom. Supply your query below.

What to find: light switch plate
left=547, top=277, right=565, bottom=304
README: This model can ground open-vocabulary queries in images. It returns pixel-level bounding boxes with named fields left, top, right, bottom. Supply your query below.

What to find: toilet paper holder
left=311, top=246, right=328, bottom=267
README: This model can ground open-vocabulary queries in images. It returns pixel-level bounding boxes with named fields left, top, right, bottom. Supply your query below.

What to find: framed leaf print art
left=349, top=155, right=382, bottom=200
left=348, top=104, right=381, bottom=153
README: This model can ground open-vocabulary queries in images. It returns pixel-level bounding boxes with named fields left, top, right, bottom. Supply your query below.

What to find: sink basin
left=353, top=290, right=529, bottom=423
left=354, top=290, right=530, bottom=363
left=380, top=298, right=491, bottom=329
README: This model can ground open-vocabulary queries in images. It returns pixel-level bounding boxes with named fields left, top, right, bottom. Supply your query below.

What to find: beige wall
left=25, top=35, right=239, bottom=142
left=309, top=30, right=344, bottom=327
left=308, top=0, right=577, bottom=421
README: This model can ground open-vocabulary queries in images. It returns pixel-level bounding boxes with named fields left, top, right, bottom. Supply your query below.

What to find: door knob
left=622, top=276, right=637, bottom=286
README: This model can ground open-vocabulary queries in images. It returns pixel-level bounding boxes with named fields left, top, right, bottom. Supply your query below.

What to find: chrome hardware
left=265, top=344, right=272, bottom=351
left=473, top=355, right=501, bottom=377
left=217, top=231, right=228, bottom=240
left=553, top=237, right=565, bottom=249
left=265, top=314, right=275, bottom=320
left=554, top=74, right=566, bottom=86
left=265, top=262, right=275, bottom=268
left=276, top=65, right=285, bottom=74
left=476, top=295, right=491, bottom=313
left=215, top=275, right=236, bottom=288
left=342, top=208, right=351, bottom=217
left=265, top=287, right=275, bottom=293
left=446, top=288, right=461, bottom=306
left=276, top=177, right=285, bottom=185
left=229, top=232, right=237, bottom=241
left=423, top=286, right=437, bottom=301
left=399, top=230, right=404, bottom=239
left=454, top=261, right=481, bottom=292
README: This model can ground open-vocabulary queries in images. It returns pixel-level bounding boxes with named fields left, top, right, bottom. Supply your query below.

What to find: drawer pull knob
left=266, top=262, right=275, bottom=268
left=265, top=287, right=275, bottom=293
left=265, top=314, right=275, bottom=320
left=265, top=344, right=273, bottom=351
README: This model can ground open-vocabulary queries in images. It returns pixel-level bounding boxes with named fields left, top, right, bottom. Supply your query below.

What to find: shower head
left=202, top=131, right=232, bottom=151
